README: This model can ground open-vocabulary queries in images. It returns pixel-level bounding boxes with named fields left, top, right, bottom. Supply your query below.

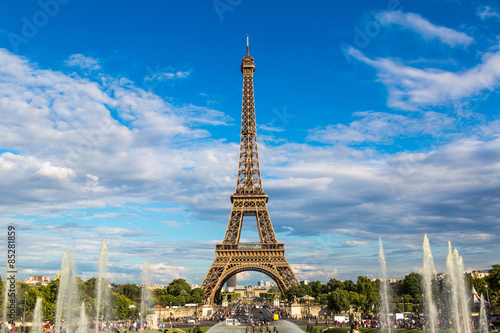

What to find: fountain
left=78, top=302, right=88, bottom=333
left=445, top=243, right=472, bottom=333
left=55, top=249, right=81, bottom=333
left=479, top=294, right=488, bottom=333
left=378, top=236, right=476, bottom=333
left=140, top=256, right=153, bottom=330
left=95, top=239, right=110, bottom=333
left=32, top=297, right=43, bottom=333
left=422, top=234, right=438, bottom=333
left=378, top=237, right=391, bottom=333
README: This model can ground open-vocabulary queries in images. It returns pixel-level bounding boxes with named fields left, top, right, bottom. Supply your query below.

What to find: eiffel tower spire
left=200, top=37, right=299, bottom=304
left=235, top=35, right=263, bottom=195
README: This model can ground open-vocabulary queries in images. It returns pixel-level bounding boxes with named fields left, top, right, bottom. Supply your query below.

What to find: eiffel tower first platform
left=201, top=37, right=299, bottom=304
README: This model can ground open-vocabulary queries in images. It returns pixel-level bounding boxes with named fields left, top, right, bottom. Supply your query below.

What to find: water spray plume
left=378, top=237, right=391, bottom=333
left=96, top=239, right=109, bottom=333
left=422, top=234, right=438, bottom=333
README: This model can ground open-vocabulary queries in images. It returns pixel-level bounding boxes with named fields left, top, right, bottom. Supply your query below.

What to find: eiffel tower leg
left=256, top=201, right=276, bottom=243
left=223, top=204, right=243, bottom=244
left=201, top=256, right=229, bottom=304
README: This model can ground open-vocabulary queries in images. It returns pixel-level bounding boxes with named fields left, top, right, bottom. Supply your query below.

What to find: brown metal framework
left=201, top=37, right=299, bottom=303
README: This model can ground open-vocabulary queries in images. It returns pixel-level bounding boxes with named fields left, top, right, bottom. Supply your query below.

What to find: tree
left=343, top=280, right=356, bottom=293
left=326, top=278, right=344, bottom=292
left=167, top=279, right=191, bottom=296
left=327, top=289, right=350, bottom=314
left=285, top=285, right=310, bottom=302
left=116, top=284, right=141, bottom=303
left=486, top=265, right=500, bottom=296
left=84, top=277, right=97, bottom=299
left=189, top=288, right=205, bottom=303
left=394, top=273, right=422, bottom=298
left=111, top=293, right=133, bottom=319
left=309, top=281, right=325, bottom=298
left=356, top=276, right=379, bottom=314
left=466, top=276, right=487, bottom=299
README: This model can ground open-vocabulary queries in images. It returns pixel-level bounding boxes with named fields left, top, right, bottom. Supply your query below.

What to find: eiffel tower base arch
left=202, top=244, right=297, bottom=304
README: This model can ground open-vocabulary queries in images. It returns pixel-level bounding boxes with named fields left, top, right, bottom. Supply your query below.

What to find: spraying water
left=479, top=294, right=488, bottom=333
left=454, top=250, right=471, bottom=333
left=32, top=297, right=43, bottom=333
left=55, top=249, right=81, bottom=332
left=422, top=234, right=438, bottom=333
left=378, top=237, right=391, bottom=333
left=445, top=243, right=472, bottom=333
left=95, top=239, right=109, bottom=333
left=140, top=256, right=152, bottom=330
left=55, top=252, right=69, bottom=332
left=78, top=302, right=88, bottom=333
left=446, top=242, right=461, bottom=333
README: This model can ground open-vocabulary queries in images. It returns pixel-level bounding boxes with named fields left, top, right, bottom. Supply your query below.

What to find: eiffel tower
left=201, top=36, right=299, bottom=303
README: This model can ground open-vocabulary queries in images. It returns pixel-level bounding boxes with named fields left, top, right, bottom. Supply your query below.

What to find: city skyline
left=0, top=0, right=499, bottom=286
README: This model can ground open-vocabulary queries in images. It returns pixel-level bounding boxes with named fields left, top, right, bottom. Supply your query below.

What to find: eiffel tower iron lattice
left=201, top=36, right=299, bottom=303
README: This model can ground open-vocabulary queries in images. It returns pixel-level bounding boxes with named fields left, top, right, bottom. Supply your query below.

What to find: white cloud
left=308, top=111, right=455, bottom=144
left=347, top=46, right=500, bottom=110
left=259, top=124, right=285, bottom=132
left=149, top=263, right=191, bottom=282
left=143, top=67, right=191, bottom=84
left=162, top=220, right=184, bottom=228
left=0, top=48, right=234, bottom=215
left=37, top=162, right=75, bottom=182
left=376, top=11, right=473, bottom=47
left=292, top=264, right=339, bottom=281
left=65, top=54, right=101, bottom=70
left=342, top=240, right=368, bottom=247
left=477, top=6, right=500, bottom=20
left=158, top=71, right=190, bottom=80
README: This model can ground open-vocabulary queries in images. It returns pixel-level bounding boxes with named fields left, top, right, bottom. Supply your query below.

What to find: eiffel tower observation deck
left=201, top=36, right=299, bottom=304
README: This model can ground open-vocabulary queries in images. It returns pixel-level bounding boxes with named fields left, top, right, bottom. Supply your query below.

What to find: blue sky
left=1, top=0, right=500, bottom=286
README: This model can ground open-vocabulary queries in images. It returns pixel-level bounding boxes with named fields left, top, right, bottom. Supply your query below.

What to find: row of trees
left=1, top=264, right=498, bottom=320
left=0, top=277, right=202, bottom=321
left=284, top=265, right=500, bottom=315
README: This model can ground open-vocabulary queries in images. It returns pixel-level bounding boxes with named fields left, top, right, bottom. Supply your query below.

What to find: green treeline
left=284, top=265, right=500, bottom=315
left=0, top=277, right=203, bottom=321
left=0, top=264, right=498, bottom=320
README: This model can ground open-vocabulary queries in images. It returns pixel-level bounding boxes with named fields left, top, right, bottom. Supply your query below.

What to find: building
left=220, top=284, right=279, bottom=298
left=300, top=280, right=310, bottom=285
left=23, top=276, right=50, bottom=286
left=465, top=269, right=490, bottom=279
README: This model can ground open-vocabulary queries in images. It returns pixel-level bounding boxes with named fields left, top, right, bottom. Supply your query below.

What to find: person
left=349, top=324, right=360, bottom=333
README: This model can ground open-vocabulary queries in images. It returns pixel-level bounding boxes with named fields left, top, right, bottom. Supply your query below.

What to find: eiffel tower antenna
left=201, top=36, right=299, bottom=304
